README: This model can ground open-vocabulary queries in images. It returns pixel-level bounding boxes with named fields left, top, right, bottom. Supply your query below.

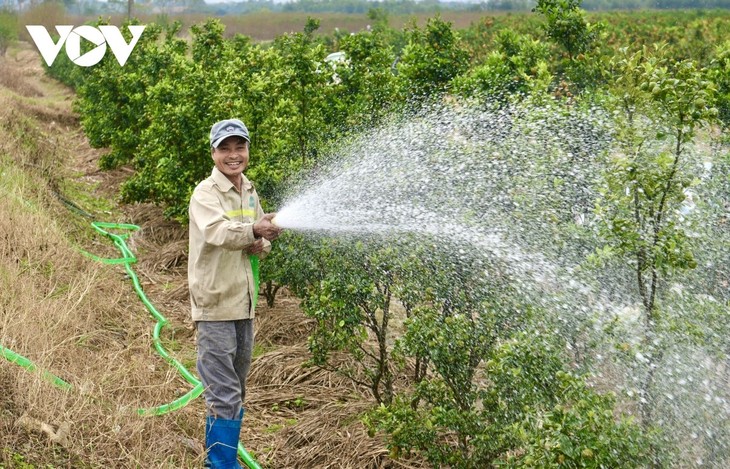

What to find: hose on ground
left=2, top=221, right=262, bottom=469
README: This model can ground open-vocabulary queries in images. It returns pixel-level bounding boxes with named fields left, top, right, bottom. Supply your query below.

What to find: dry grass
left=0, top=64, right=43, bottom=98
left=45, top=10, right=500, bottom=42
left=0, top=51, right=207, bottom=468
left=254, top=292, right=315, bottom=346
left=16, top=3, right=71, bottom=43
left=222, top=10, right=499, bottom=39
left=13, top=2, right=499, bottom=44
left=0, top=42, right=426, bottom=469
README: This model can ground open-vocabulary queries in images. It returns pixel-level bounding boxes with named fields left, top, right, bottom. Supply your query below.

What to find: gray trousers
left=196, top=319, right=254, bottom=420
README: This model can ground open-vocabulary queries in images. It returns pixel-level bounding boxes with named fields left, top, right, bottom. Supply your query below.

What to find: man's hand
left=245, top=238, right=265, bottom=255
left=253, top=213, right=283, bottom=241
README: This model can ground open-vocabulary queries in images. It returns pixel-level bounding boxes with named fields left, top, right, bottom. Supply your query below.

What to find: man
left=188, top=118, right=281, bottom=468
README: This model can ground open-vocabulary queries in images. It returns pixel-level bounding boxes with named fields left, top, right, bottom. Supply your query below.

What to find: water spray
left=271, top=99, right=730, bottom=464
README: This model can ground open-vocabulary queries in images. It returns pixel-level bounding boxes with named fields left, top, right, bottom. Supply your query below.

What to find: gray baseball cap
left=210, top=119, right=250, bottom=148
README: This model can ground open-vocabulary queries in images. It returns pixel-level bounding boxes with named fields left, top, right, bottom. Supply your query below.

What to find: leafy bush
left=368, top=332, right=654, bottom=468
left=453, top=30, right=552, bottom=99
left=75, top=21, right=186, bottom=170
left=396, top=16, right=470, bottom=101
left=0, top=10, right=17, bottom=57
left=118, top=21, right=228, bottom=219
left=298, top=238, right=399, bottom=405
left=533, top=0, right=601, bottom=59
left=330, top=25, right=400, bottom=130
left=708, top=40, right=730, bottom=130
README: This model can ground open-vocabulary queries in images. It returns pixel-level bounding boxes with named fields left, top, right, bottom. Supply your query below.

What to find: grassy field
left=13, top=2, right=524, bottom=41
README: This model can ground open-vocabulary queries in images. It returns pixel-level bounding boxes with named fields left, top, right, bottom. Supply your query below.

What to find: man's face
left=212, top=136, right=249, bottom=182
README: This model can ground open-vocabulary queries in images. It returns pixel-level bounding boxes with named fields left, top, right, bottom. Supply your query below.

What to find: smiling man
left=188, top=118, right=282, bottom=468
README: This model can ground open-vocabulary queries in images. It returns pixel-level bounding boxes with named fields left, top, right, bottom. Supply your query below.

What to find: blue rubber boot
left=205, top=414, right=243, bottom=469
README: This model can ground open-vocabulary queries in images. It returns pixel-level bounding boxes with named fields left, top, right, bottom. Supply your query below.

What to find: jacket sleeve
left=190, top=186, right=256, bottom=250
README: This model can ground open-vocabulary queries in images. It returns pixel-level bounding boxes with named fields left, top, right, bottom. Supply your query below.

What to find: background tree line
left=6, top=0, right=730, bottom=17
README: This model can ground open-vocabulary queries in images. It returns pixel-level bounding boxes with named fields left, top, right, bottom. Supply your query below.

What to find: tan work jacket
left=188, top=167, right=270, bottom=321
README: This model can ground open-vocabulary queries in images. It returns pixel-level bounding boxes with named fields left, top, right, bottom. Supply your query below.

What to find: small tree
left=396, top=16, right=470, bottom=101
left=532, top=0, right=606, bottom=91
left=532, top=0, right=600, bottom=61
left=369, top=331, right=653, bottom=468
left=0, top=9, right=18, bottom=57
left=243, top=17, right=334, bottom=204
left=452, top=29, right=552, bottom=100
left=75, top=21, right=186, bottom=170
left=707, top=41, right=730, bottom=132
left=594, top=46, right=717, bottom=434
left=114, top=20, right=226, bottom=220
left=301, top=239, right=398, bottom=405
left=269, top=17, right=331, bottom=166
left=333, top=27, right=399, bottom=131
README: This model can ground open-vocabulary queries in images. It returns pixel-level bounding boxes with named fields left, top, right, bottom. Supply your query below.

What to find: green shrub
left=708, top=40, right=730, bottom=130
left=453, top=30, right=552, bottom=99
left=369, top=332, right=655, bottom=468
left=396, top=16, right=470, bottom=101
left=0, top=9, right=18, bottom=57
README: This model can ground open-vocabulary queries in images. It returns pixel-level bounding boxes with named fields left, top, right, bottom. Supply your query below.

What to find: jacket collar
left=211, top=167, right=253, bottom=192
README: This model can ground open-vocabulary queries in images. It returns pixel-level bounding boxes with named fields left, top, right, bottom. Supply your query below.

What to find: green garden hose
left=80, top=222, right=205, bottom=418
left=0, top=345, right=72, bottom=390
left=1, top=221, right=263, bottom=469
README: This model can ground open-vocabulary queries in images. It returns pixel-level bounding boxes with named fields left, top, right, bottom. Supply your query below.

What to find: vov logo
left=26, top=25, right=146, bottom=67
